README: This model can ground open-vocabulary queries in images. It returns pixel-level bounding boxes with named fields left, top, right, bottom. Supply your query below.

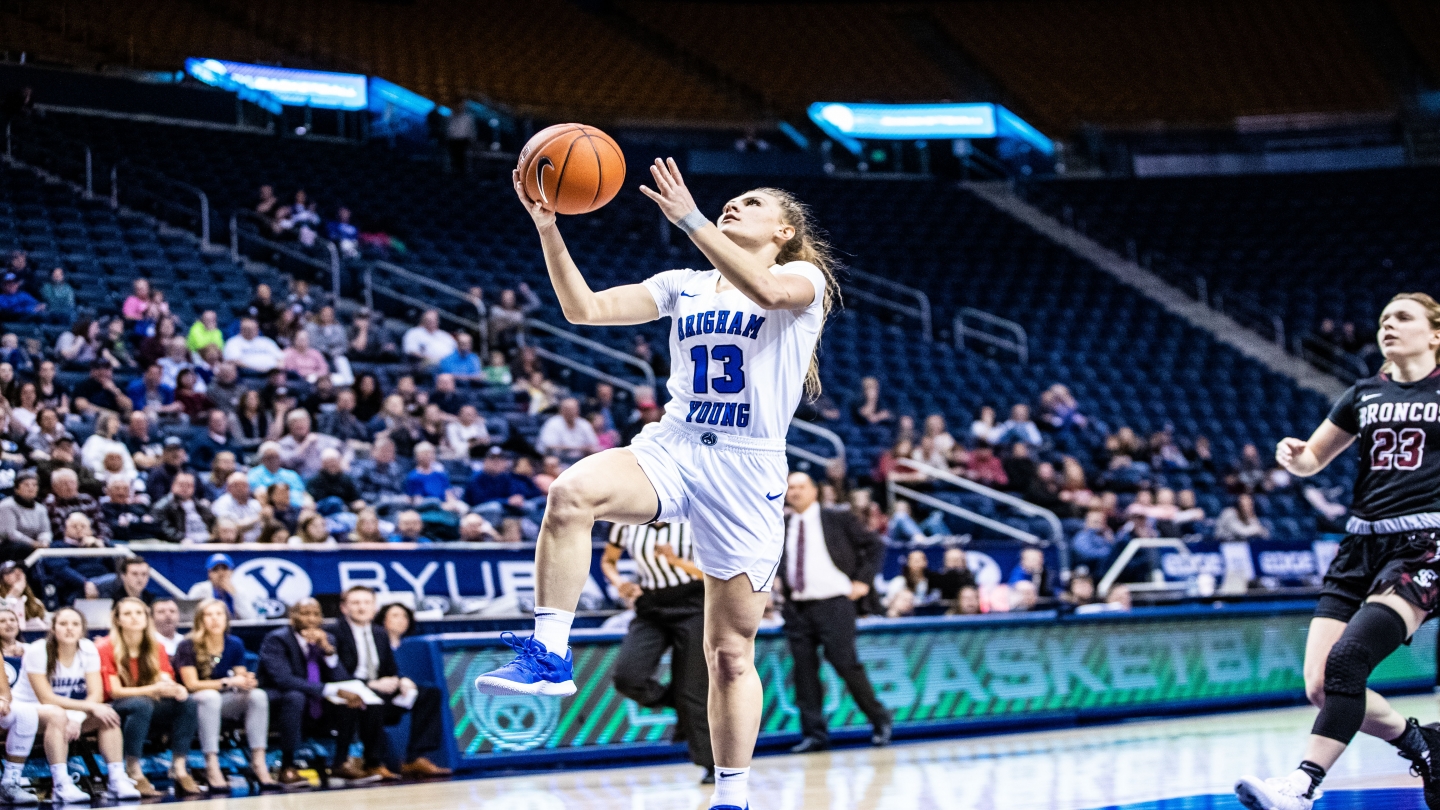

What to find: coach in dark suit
left=257, top=598, right=375, bottom=787
left=334, top=586, right=451, bottom=779
left=778, top=471, right=892, bottom=753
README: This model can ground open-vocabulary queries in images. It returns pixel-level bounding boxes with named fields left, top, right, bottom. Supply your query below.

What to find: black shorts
left=1316, top=530, right=1440, bottom=622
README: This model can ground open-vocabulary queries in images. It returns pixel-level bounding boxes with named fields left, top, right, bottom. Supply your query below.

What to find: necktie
left=305, top=641, right=323, bottom=719
left=363, top=626, right=378, bottom=680
left=794, top=517, right=806, bottom=595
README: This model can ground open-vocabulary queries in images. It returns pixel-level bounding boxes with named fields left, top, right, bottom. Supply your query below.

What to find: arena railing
left=1294, top=333, right=1369, bottom=383
left=1095, top=537, right=1194, bottom=599
left=6, top=122, right=95, bottom=199
left=954, top=308, right=1029, bottom=363
left=886, top=458, right=1069, bottom=573
left=844, top=268, right=933, bottom=340
left=22, top=547, right=189, bottom=600
left=229, top=211, right=341, bottom=300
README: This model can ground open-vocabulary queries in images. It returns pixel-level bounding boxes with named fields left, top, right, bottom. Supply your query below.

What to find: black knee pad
left=1313, top=602, right=1409, bottom=743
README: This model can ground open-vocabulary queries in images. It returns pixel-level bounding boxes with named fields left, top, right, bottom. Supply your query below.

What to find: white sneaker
left=0, top=778, right=37, bottom=806
left=1235, top=771, right=1321, bottom=810
left=49, top=782, right=90, bottom=804
left=104, top=775, right=139, bottom=801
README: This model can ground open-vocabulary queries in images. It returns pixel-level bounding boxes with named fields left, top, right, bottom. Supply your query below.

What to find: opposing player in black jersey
left=1237, top=292, right=1440, bottom=810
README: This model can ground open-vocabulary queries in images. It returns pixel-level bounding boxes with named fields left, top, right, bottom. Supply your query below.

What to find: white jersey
left=643, top=262, right=826, bottom=441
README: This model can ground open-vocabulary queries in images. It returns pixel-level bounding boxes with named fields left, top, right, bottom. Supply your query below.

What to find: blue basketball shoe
left=473, top=632, right=576, bottom=697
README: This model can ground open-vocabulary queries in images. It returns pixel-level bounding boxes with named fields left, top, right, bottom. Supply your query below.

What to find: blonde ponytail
left=1379, top=292, right=1440, bottom=375
left=753, top=187, right=840, bottom=398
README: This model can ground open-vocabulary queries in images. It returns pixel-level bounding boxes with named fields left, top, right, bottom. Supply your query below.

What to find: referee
left=602, top=521, right=714, bottom=783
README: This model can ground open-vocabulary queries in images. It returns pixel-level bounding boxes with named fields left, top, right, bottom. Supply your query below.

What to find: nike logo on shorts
left=765, top=492, right=783, bottom=500
left=1361, top=393, right=1382, bottom=401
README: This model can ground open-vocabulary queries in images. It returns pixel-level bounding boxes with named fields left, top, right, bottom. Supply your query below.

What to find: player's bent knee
left=705, top=639, right=752, bottom=686
left=545, top=474, right=600, bottom=523
left=1305, top=680, right=1326, bottom=709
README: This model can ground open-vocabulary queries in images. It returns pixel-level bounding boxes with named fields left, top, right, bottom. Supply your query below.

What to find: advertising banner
left=436, top=609, right=1437, bottom=768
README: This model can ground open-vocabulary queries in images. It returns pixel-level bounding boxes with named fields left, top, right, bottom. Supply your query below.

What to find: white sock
left=711, top=765, right=749, bottom=808
left=49, top=764, right=71, bottom=788
left=105, top=762, right=127, bottom=786
left=2, top=761, right=20, bottom=782
left=532, top=607, right=575, bottom=654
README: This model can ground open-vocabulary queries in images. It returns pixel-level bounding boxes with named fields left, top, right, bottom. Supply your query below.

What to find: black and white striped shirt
left=608, top=522, right=698, bottom=590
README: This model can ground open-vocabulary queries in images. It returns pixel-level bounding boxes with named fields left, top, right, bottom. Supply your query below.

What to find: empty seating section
left=0, top=10, right=108, bottom=67
left=204, top=0, right=746, bottom=118
left=1386, top=0, right=1440, bottom=81
left=1021, top=169, right=1440, bottom=339
left=931, top=0, right=1393, bottom=131
left=619, top=2, right=954, bottom=114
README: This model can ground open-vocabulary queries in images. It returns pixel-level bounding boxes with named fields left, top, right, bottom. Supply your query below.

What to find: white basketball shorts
left=627, top=420, right=789, bottom=592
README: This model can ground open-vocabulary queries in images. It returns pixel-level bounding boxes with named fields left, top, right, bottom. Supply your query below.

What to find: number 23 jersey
left=1328, top=368, right=1440, bottom=522
left=643, top=261, right=826, bottom=441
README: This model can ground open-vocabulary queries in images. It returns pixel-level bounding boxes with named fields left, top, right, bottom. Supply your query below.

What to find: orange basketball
left=517, top=124, right=625, bottom=215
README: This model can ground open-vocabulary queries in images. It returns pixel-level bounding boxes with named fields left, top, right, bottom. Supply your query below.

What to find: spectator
left=125, top=363, right=180, bottom=418
left=199, top=452, right=236, bottom=500
left=1072, top=509, right=1117, bottom=569
left=33, top=360, right=66, bottom=413
left=910, top=435, right=947, bottom=469
left=1007, top=547, right=1055, bottom=597
left=850, top=377, right=893, bottom=426
left=174, top=598, right=275, bottom=790
left=121, top=278, right=151, bottom=323
left=990, top=404, right=1043, bottom=447
left=437, top=332, right=483, bottom=379
left=99, top=318, right=136, bottom=370
left=590, top=411, right=619, bottom=451
left=185, top=553, right=258, bottom=620
left=281, top=330, right=329, bottom=381
left=1215, top=493, right=1270, bottom=542
left=46, top=468, right=108, bottom=542
left=23, top=408, right=64, bottom=462
left=536, top=398, right=599, bottom=464
left=35, top=435, right=99, bottom=500
left=351, top=373, right=385, bottom=423
left=257, top=598, right=376, bottom=787
left=885, top=588, right=916, bottom=618
left=327, top=208, right=360, bottom=258
left=928, top=548, right=976, bottom=601
left=458, top=512, right=499, bottom=542
left=71, top=360, right=131, bottom=418
left=0, top=564, right=41, bottom=632
left=1226, top=443, right=1267, bottom=494
left=0, top=273, right=44, bottom=321
left=0, top=471, right=50, bottom=560
left=185, top=410, right=234, bottom=471
left=347, top=310, right=398, bottom=364
left=463, top=448, right=545, bottom=526
left=1010, top=580, right=1040, bottom=612
left=185, top=310, right=223, bottom=357
left=334, top=586, right=446, bottom=778
left=404, top=443, right=451, bottom=503
left=151, top=598, right=183, bottom=655
left=402, top=311, right=458, bottom=367
left=15, top=607, right=137, bottom=802
left=144, top=437, right=189, bottom=500
left=81, top=414, right=135, bottom=481
left=228, top=389, right=277, bottom=451
left=515, top=369, right=562, bottom=416
left=39, top=267, right=73, bottom=316
left=487, top=285, right=540, bottom=352
left=631, top=334, right=669, bottom=379
left=969, top=406, right=997, bottom=443
left=212, top=473, right=264, bottom=543
left=95, top=556, right=155, bottom=605
left=959, top=442, right=1007, bottom=488
left=9, top=382, right=36, bottom=431
left=305, top=305, right=349, bottom=359
left=247, top=443, right=307, bottom=508
left=150, top=473, right=214, bottom=544
left=1063, top=569, right=1098, bottom=607
left=1058, top=458, right=1096, bottom=512
left=97, top=597, right=203, bottom=796
left=1039, top=383, right=1088, bottom=432
left=223, top=318, right=283, bottom=374
left=278, top=408, right=346, bottom=479
left=245, top=285, right=280, bottom=335
left=443, top=405, right=490, bottom=460
left=1024, top=462, right=1068, bottom=513
left=0, top=608, right=22, bottom=655
left=173, top=369, right=214, bottom=423
left=388, top=510, right=431, bottom=543
left=1106, top=583, right=1133, bottom=611
left=351, top=436, right=408, bottom=506
left=885, top=550, right=935, bottom=608
left=950, top=584, right=981, bottom=616
left=205, top=362, right=243, bottom=416
left=308, top=448, right=364, bottom=514
left=921, top=414, right=956, bottom=459
left=101, top=477, right=157, bottom=542
left=317, top=387, right=370, bottom=444
left=135, top=317, right=178, bottom=370
left=482, top=351, right=513, bottom=387
left=370, top=394, right=420, bottom=457
left=1002, top=442, right=1038, bottom=494
left=380, top=603, right=416, bottom=650
left=347, top=509, right=388, bottom=544
left=1170, top=489, right=1206, bottom=534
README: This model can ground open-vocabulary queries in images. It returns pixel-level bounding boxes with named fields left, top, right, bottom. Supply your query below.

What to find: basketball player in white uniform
left=476, top=157, right=837, bottom=810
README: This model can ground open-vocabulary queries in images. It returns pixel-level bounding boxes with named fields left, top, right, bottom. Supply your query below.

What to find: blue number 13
left=690, top=344, right=746, bottom=394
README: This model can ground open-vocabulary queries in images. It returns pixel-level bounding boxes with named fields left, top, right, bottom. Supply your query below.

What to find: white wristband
left=676, top=209, right=709, bottom=235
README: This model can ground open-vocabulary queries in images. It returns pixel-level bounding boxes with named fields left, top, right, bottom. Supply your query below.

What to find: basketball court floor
left=203, top=695, right=1435, bottom=810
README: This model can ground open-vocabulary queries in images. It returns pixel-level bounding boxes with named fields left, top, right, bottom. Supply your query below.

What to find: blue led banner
left=808, top=101, right=1054, bottom=155
left=185, top=58, right=367, bottom=110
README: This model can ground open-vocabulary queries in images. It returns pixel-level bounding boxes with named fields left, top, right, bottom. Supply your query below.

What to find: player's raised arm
left=640, top=158, right=815, bottom=311
left=513, top=169, right=660, bottom=327
left=1276, top=420, right=1356, bottom=477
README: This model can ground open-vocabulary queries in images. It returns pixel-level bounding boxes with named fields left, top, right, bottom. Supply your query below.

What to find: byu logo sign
left=234, top=557, right=314, bottom=618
